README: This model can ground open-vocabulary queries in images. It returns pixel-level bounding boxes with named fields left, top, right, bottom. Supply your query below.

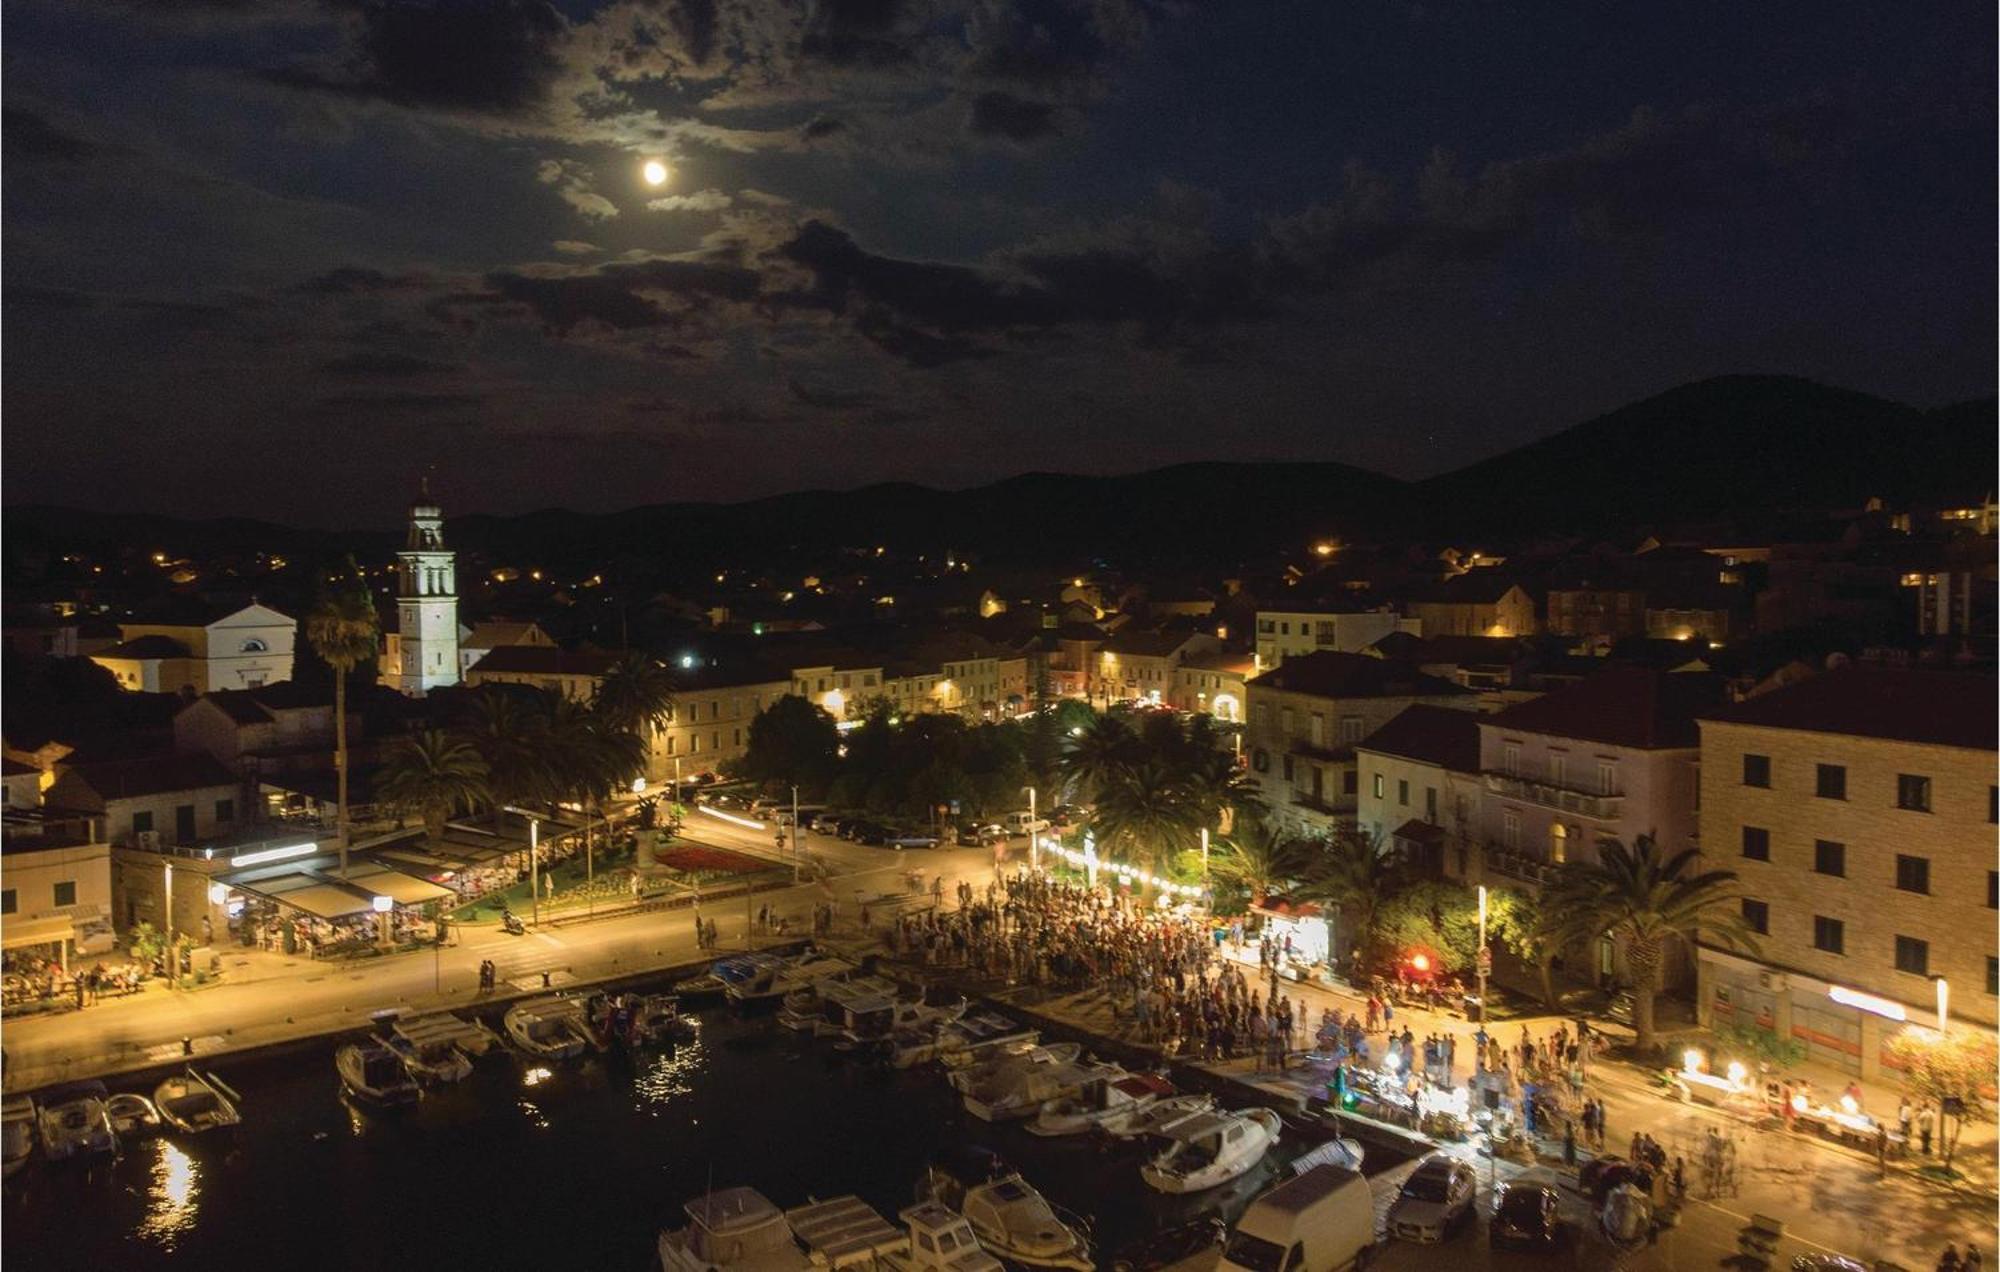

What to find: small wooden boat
left=505, top=996, right=590, bottom=1060
left=672, top=953, right=786, bottom=1004
left=625, top=994, right=694, bottom=1045
left=1028, top=1072, right=1173, bottom=1137
left=2, top=1096, right=36, bottom=1178
left=948, top=1043, right=1082, bottom=1096
left=727, top=952, right=856, bottom=1007
left=154, top=1069, right=242, bottom=1136
left=37, top=1081, right=116, bottom=1162
left=105, top=1093, right=162, bottom=1139
left=387, top=1012, right=496, bottom=1083
left=337, top=1042, right=422, bottom=1106
left=1103, top=1093, right=1215, bottom=1141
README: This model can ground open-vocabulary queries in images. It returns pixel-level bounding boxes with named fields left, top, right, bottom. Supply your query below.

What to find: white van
left=1218, top=1164, right=1376, bottom=1272
left=1003, top=811, right=1050, bottom=837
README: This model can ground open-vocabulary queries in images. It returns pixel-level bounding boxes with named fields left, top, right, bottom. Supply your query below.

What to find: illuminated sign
left=1828, top=985, right=1907, bottom=1021
left=229, top=842, right=317, bottom=868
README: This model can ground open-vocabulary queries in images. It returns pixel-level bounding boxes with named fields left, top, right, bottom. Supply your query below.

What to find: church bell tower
left=397, top=478, right=459, bottom=696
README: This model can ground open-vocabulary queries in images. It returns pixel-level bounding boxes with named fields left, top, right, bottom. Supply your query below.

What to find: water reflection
left=633, top=1037, right=707, bottom=1115
left=136, top=1139, right=199, bottom=1248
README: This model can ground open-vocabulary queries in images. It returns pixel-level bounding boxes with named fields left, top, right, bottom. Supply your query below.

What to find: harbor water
left=3, top=1002, right=1388, bottom=1271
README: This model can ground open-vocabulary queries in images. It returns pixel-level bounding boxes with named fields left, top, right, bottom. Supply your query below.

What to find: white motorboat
left=625, top=994, right=695, bottom=1045
left=947, top=1043, right=1082, bottom=1097
left=3, top=1096, right=36, bottom=1178
left=965, top=1056, right=1120, bottom=1124
left=1028, top=1072, right=1175, bottom=1138
left=106, top=1093, right=162, bottom=1139
left=154, top=1069, right=241, bottom=1135
left=1287, top=1134, right=1366, bottom=1175
left=785, top=1194, right=906, bottom=1269
left=388, top=1012, right=496, bottom=1082
left=674, top=952, right=788, bottom=1004
left=882, top=1202, right=1005, bottom=1272
left=920, top=1150, right=1092, bottom=1272
left=657, top=1186, right=813, bottom=1272
left=505, top=996, right=591, bottom=1060
left=727, top=952, right=857, bottom=1007
left=1139, top=1107, right=1282, bottom=1194
left=932, top=1013, right=1042, bottom=1070
left=338, top=1042, right=423, bottom=1106
left=1106, top=1093, right=1215, bottom=1141
left=37, top=1081, right=116, bottom=1162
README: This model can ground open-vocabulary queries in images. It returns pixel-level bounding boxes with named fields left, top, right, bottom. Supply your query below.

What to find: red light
left=1410, top=953, right=1430, bottom=972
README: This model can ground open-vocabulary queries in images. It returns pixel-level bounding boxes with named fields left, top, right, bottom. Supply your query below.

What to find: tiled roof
left=1702, top=666, right=1997, bottom=751
left=1248, top=651, right=1470, bottom=700
left=466, top=646, right=622, bottom=677
left=96, top=635, right=192, bottom=659
left=1405, top=573, right=1526, bottom=605
left=1488, top=667, right=1724, bottom=749
left=1102, top=630, right=1199, bottom=658
left=1357, top=704, right=1482, bottom=772
left=2, top=757, right=37, bottom=778
left=59, top=752, right=240, bottom=801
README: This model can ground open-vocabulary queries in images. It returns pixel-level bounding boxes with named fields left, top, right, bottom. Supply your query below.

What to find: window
left=1502, top=809, right=1521, bottom=850
left=1895, top=774, right=1932, bottom=813
left=1990, top=786, right=1997, bottom=824
left=1425, top=787, right=1438, bottom=822
left=1812, top=915, right=1845, bottom=955
left=216, top=798, right=235, bottom=823
left=1397, top=778, right=1410, bottom=806
left=1893, top=936, right=1929, bottom=977
left=1987, top=956, right=1998, bottom=996
left=1740, top=898, right=1769, bottom=935
left=1742, top=754, right=1771, bottom=787
left=240, top=637, right=267, bottom=653
left=1596, top=761, right=1616, bottom=795
left=1741, top=826, right=1770, bottom=861
left=1815, top=764, right=1846, bottom=800
left=1281, top=755, right=1294, bottom=782
left=1342, top=769, right=1357, bottom=796
left=1813, top=840, right=1845, bottom=877
left=1990, top=870, right=1998, bottom=910
left=1310, top=714, right=1325, bottom=747
left=1371, top=774, right=1384, bottom=799
left=1339, top=715, right=1364, bottom=744
left=53, top=881, right=76, bottom=908
left=1894, top=855, right=1930, bottom=894
left=1, top=890, right=14, bottom=915
left=1549, top=754, right=1567, bottom=788
left=1502, top=744, right=1520, bottom=776
left=133, top=810, right=154, bottom=835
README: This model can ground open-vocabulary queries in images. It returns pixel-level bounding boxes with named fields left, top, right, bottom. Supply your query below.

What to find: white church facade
left=392, top=483, right=461, bottom=697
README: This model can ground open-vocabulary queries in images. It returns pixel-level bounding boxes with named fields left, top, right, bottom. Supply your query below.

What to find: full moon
left=642, top=160, right=668, bottom=187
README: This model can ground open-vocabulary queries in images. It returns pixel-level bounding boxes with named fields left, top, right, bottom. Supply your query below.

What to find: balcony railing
left=1482, top=844, right=1562, bottom=887
left=1482, top=772, right=1623, bottom=819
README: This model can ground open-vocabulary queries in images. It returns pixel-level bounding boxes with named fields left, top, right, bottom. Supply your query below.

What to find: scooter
left=500, top=911, right=526, bottom=936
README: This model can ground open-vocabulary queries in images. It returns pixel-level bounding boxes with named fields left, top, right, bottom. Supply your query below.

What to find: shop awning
left=1, top=914, right=77, bottom=952
left=341, top=864, right=454, bottom=906
left=1392, top=819, right=1445, bottom=845
left=1252, top=895, right=1324, bottom=920
left=242, top=874, right=378, bottom=920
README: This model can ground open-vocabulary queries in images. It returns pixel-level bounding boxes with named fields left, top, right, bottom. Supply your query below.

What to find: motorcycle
left=500, top=911, right=526, bottom=936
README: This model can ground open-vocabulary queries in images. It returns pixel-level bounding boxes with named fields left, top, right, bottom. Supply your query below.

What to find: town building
left=1401, top=575, right=1537, bottom=638
left=1244, top=652, right=1474, bottom=837
left=43, top=753, right=244, bottom=851
left=1696, top=667, right=1998, bottom=1077
left=393, top=482, right=460, bottom=696
left=650, top=663, right=793, bottom=781
left=1095, top=630, right=1221, bottom=706
left=92, top=601, right=296, bottom=693
left=172, top=683, right=355, bottom=779
left=457, top=619, right=555, bottom=679
left=1253, top=603, right=1416, bottom=669
left=2, top=797, right=114, bottom=973
left=463, top=645, right=623, bottom=701
left=1355, top=704, right=1484, bottom=876
left=1171, top=651, right=1255, bottom=723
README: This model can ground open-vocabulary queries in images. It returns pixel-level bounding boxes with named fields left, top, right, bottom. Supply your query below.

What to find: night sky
left=4, top=0, right=1992, bottom=526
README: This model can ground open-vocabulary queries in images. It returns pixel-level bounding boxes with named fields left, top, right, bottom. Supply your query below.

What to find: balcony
left=1482, top=772, right=1624, bottom=820
left=1482, top=844, right=1562, bottom=887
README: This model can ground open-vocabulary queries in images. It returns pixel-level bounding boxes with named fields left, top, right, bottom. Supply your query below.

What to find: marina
left=0, top=964, right=1412, bottom=1271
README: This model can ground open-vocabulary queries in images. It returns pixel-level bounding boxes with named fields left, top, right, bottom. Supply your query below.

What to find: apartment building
left=1254, top=603, right=1416, bottom=669
left=1171, top=651, right=1255, bottom=723
left=1355, top=704, right=1483, bottom=876
left=651, top=663, right=793, bottom=781
left=1696, top=667, right=1998, bottom=1077
left=1095, top=631, right=1220, bottom=706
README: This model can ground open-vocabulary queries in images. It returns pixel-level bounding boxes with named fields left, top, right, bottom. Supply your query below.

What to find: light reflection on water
left=136, top=1140, right=199, bottom=1248
left=632, top=1033, right=707, bottom=1116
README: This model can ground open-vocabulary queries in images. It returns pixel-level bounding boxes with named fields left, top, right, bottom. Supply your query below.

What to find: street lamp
left=1200, top=827, right=1210, bottom=886
left=504, top=806, right=543, bottom=928
left=163, top=862, right=174, bottom=989
left=1935, top=976, right=1949, bottom=1033
left=1022, top=786, right=1037, bottom=872
left=1476, top=885, right=1489, bottom=1029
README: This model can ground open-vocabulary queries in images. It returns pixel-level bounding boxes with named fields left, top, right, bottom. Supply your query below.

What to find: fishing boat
left=337, top=1041, right=423, bottom=1106
left=947, top=1042, right=1082, bottom=1096
left=726, top=951, right=856, bottom=1008
left=785, top=1194, right=906, bottom=1269
left=36, top=1081, right=116, bottom=1162
left=657, top=1186, right=813, bottom=1272
left=1138, top=1107, right=1283, bottom=1194
left=673, top=952, right=788, bottom=1005
left=919, top=1148, right=1093, bottom=1272
left=931, top=1012, right=1042, bottom=1070
left=1103, top=1093, right=1215, bottom=1141
left=808, top=976, right=907, bottom=1042
left=881, top=1202, right=1005, bottom=1272
left=504, top=996, right=591, bottom=1060
left=964, top=1056, right=1120, bottom=1124
left=387, top=1012, right=497, bottom=1083
left=154, top=1069, right=241, bottom=1135
left=625, top=994, right=694, bottom=1045
left=3, top=1097, right=36, bottom=1178
left=105, top=1093, right=162, bottom=1139
left=1027, top=1072, right=1175, bottom=1138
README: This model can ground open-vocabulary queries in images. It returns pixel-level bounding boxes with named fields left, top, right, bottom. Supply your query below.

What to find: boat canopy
left=786, top=1195, right=903, bottom=1268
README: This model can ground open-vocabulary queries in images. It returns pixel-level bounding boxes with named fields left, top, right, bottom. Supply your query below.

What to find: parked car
left=816, top=814, right=847, bottom=837
left=1489, top=1182, right=1561, bottom=1251
left=1386, top=1156, right=1477, bottom=1243
left=885, top=830, right=943, bottom=850
left=1579, top=1156, right=1649, bottom=1206
left=1003, top=811, right=1050, bottom=837
left=1049, top=805, right=1085, bottom=829
left=956, top=823, right=1006, bottom=847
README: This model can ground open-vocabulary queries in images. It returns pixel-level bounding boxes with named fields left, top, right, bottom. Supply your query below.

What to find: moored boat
left=673, top=952, right=787, bottom=1004
left=931, top=1012, right=1041, bottom=1069
left=947, top=1043, right=1082, bottom=1096
left=36, top=1081, right=116, bottom=1162
left=1138, top=1107, right=1282, bottom=1194
left=1103, top=1092, right=1215, bottom=1142
left=154, top=1069, right=241, bottom=1136
left=387, top=1012, right=494, bottom=1083
left=2, top=1096, right=35, bottom=1177
left=625, top=993, right=695, bottom=1045
left=337, top=1042, right=423, bottom=1106
left=1028, top=1072, right=1174, bottom=1138
left=726, top=951, right=856, bottom=1008
left=105, top=1093, right=162, bottom=1139
left=964, top=1056, right=1120, bottom=1124
left=504, top=996, right=591, bottom=1060
left=657, top=1185, right=814, bottom=1271
left=784, top=1193, right=906, bottom=1268
left=919, top=1148, right=1092, bottom=1272
left=882, top=1201, right=1005, bottom=1272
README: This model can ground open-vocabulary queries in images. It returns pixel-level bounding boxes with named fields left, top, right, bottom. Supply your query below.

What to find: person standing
left=1919, top=1102, right=1937, bottom=1156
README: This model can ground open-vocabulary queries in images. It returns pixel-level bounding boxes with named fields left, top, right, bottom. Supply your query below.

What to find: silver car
left=1387, top=1156, right=1477, bottom=1242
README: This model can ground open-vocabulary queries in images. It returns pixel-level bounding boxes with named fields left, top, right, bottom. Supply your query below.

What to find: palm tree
left=377, top=730, right=490, bottom=847
left=458, top=686, right=554, bottom=825
left=305, top=556, right=379, bottom=879
left=1179, top=742, right=1264, bottom=836
left=593, top=653, right=676, bottom=747
left=1300, top=826, right=1405, bottom=971
left=545, top=695, right=647, bottom=884
left=1059, top=714, right=1139, bottom=803
left=1542, top=834, right=1759, bottom=1053
left=1089, top=761, right=1200, bottom=893
left=1207, top=817, right=1313, bottom=901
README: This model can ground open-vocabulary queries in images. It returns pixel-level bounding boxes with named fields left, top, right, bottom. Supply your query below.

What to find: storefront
left=1698, top=946, right=1923, bottom=1081
left=1251, top=896, right=1330, bottom=967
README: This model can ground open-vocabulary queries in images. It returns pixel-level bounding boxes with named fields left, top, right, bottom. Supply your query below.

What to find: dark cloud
left=3, top=107, right=101, bottom=161
left=319, top=351, right=461, bottom=378
left=799, top=0, right=912, bottom=68
left=967, top=92, right=1059, bottom=141
left=3, top=285, right=98, bottom=311
left=800, top=114, right=848, bottom=141
left=298, top=266, right=432, bottom=294
left=787, top=378, right=879, bottom=410
left=317, top=390, right=483, bottom=412
left=266, top=0, right=566, bottom=115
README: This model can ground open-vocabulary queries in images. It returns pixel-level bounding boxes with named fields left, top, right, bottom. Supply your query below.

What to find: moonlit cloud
left=647, top=189, right=734, bottom=213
